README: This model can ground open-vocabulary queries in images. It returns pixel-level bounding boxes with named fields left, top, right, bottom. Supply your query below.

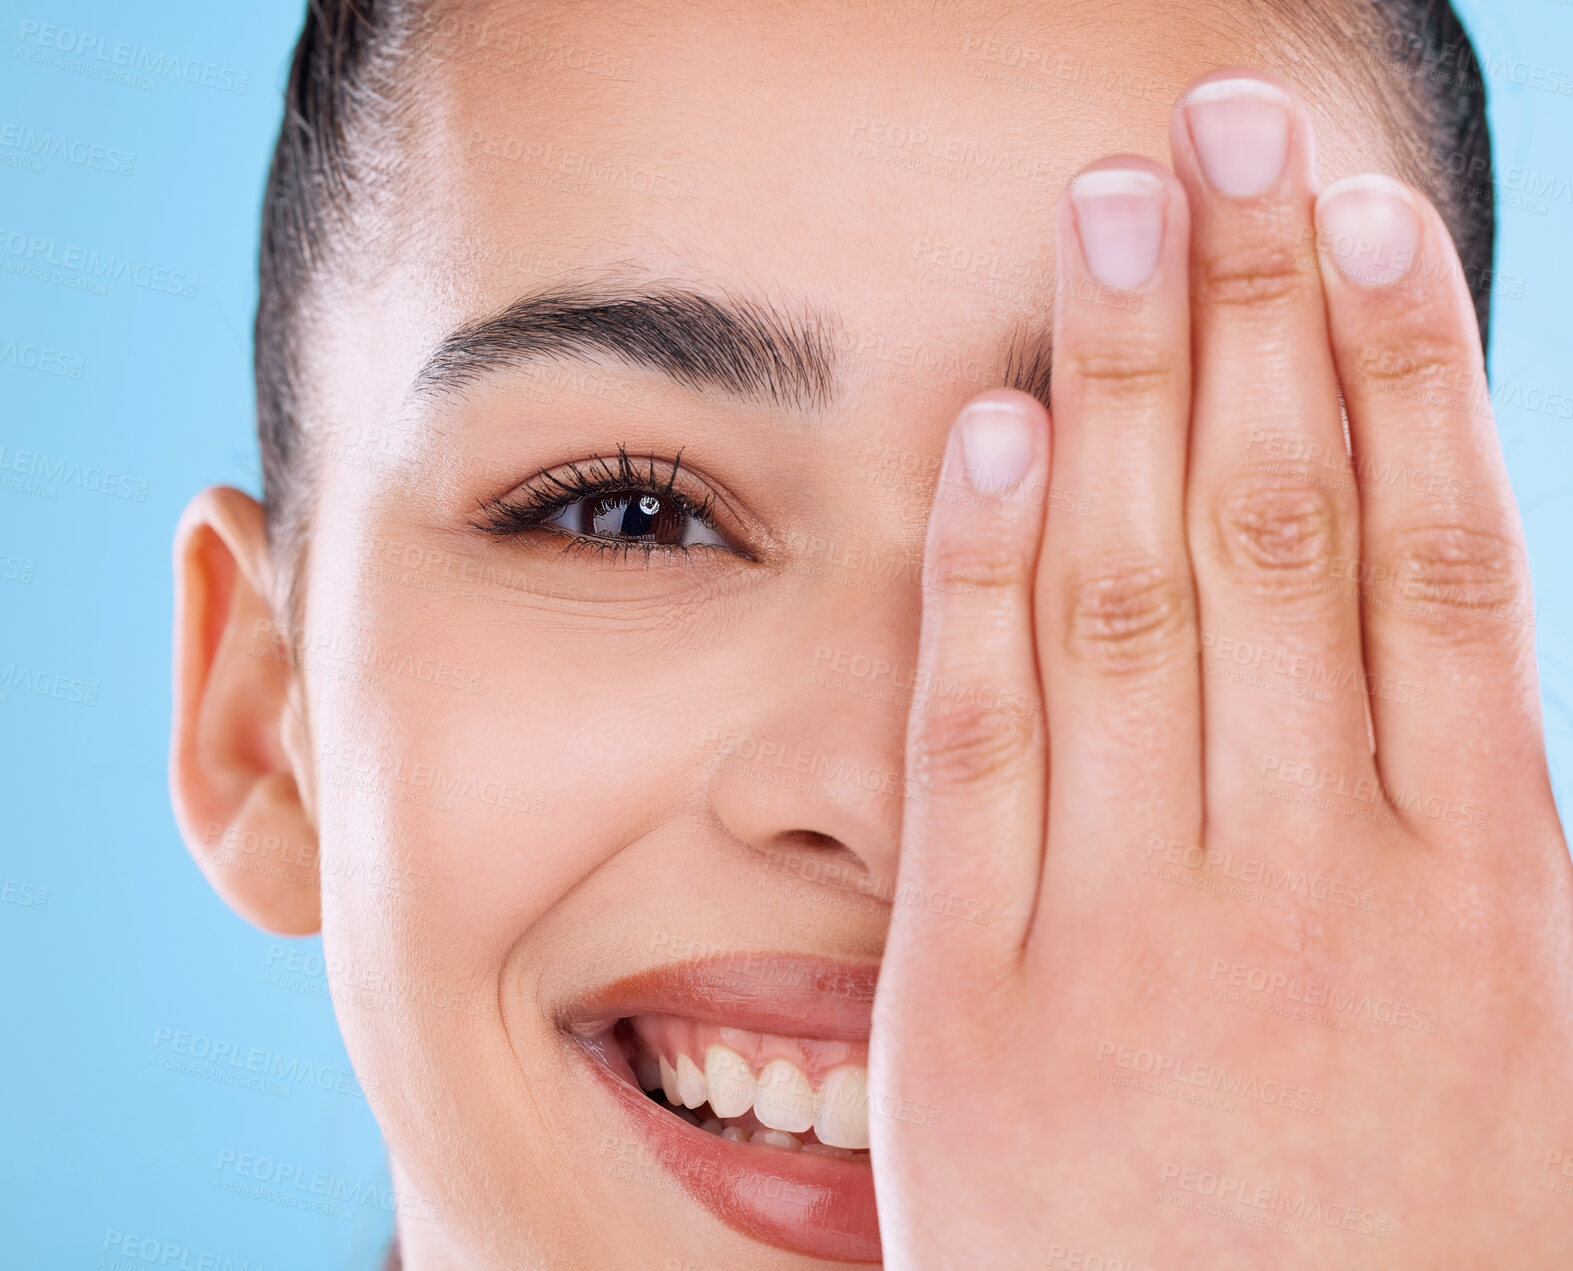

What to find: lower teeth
left=690, top=1112, right=798, bottom=1147
left=686, top=1112, right=856, bottom=1156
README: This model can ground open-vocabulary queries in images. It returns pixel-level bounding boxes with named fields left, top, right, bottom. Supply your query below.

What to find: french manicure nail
left=959, top=401, right=1036, bottom=497
left=1316, top=174, right=1420, bottom=286
left=1071, top=168, right=1166, bottom=289
left=1185, top=77, right=1292, bottom=198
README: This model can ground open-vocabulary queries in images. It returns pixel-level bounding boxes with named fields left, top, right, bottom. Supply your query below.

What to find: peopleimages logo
left=0, top=443, right=148, bottom=501
left=214, top=1149, right=445, bottom=1224
left=102, top=1229, right=270, bottom=1271
left=1159, top=1163, right=1392, bottom=1237
left=0, top=663, right=99, bottom=707
left=0, top=226, right=198, bottom=298
left=149, top=1026, right=380, bottom=1101
left=0, top=337, right=84, bottom=379
left=15, top=20, right=249, bottom=94
left=1095, top=1040, right=1328, bottom=1116
left=0, top=121, right=134, bottom=174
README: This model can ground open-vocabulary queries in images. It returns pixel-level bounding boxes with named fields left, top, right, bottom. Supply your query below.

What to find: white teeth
left=645, top=1038, right=868, bottom=1152
left=676, top=1052, right=708, bottom=1109
left=658, top=1055, right=682, bottom=1106
left=814, top=1066, right=870, bottom=1150
left=704, top=1045, right=757, bottom=1119
left=753, top=1058, right=816, bottom=1133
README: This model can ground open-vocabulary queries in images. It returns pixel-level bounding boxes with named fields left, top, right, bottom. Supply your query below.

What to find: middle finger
left=1036, top=157, right=1201, bottom=933
left=1172, top=71, right=1378, bottom=828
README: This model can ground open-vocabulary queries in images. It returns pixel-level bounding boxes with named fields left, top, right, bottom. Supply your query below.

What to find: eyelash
left=471, top=447, right=735, bottom=562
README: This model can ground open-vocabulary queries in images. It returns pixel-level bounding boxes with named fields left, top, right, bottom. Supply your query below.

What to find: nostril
left=786, top=830, right=843, bottom=854
left=754, top=831, right=891, bottom=905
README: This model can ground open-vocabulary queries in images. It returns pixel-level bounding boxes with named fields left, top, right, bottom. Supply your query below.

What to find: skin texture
left=169, top=2, right=1573, bottom=1268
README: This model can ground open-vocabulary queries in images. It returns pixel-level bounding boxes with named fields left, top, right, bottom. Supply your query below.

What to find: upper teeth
left=676, top=1053, right=707, bottom=1109
left=653, top=1044, right=869, bottom=1149
left=813, top=1065, right=869, bottom=1149
left=753, top=1057, right=816, bottom=1132
left=705, top=1046, right=756, bottom=1118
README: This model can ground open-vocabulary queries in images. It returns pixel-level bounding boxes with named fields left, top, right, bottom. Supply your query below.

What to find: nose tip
left=702, top=725, right=907, bottom=901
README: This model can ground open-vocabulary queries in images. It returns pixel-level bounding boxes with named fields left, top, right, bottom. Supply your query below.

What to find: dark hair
left=1300, top=0, right=1495, bottom=339
left=254, top=0, right=1494, bottom=618
left=256, top=0, right=416, bottom=619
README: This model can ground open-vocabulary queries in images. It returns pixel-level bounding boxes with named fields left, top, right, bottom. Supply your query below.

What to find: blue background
left=2, top=2, right=1570, bottom=1267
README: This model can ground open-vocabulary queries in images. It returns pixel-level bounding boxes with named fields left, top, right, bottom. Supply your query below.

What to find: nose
left=703, top=586, right=915, bottom=900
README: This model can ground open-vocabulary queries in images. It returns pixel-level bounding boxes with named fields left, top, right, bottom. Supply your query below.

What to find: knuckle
left=1198, top=242, right=1315, bottom=313
left=1211, top=472, right=1345, bottom=595
left=925, top=530, right=1031, bottom=596
left=1348, top=334, right=1475, bottom=395
left=1058, top=340, right=1184, bottom=406
left=1061, top=557, right=1194, bottom=674
left=1378, top=520, right=1528, bottom=625
left=916, top=696, right=1040, bottom=789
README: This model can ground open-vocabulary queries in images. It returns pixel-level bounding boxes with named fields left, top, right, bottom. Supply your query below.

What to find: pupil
left=621, top=497, right=655, bottom=536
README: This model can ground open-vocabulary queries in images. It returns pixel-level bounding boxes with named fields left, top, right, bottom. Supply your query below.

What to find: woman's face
left=286, top=1, right=1404, bottom=1265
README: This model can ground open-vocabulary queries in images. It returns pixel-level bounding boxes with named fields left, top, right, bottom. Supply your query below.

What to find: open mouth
left=561, top=954, right=882, bottom=1262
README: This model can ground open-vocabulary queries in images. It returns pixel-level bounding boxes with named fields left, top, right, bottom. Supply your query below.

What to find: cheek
left=302, top=565, right=734, bottom=1024
left=296, top=568, right=739, bottom=1226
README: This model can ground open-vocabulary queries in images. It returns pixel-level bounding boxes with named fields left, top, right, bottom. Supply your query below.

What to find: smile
left=561, top=954, right=882, bottom=1262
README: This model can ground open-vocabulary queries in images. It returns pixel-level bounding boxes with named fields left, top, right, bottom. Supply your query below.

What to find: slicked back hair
left=254, top=0, right=1495, bottom=622
left=256, top=0, right=417, bottom=620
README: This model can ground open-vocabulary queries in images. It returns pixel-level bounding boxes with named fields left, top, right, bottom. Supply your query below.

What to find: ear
left=169, top=486, right=320, bottom=935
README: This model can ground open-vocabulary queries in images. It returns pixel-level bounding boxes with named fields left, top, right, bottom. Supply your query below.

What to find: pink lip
left=561, top=954, right=881, bottom=1262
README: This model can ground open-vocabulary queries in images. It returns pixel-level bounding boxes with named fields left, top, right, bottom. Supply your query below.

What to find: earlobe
left=169, top=486, right=321, bottom=935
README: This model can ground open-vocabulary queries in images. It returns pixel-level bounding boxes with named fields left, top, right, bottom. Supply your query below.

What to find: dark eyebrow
left=412, top=287, right=838, bottom=412
left=1000, top=326, right=1053, bottom=411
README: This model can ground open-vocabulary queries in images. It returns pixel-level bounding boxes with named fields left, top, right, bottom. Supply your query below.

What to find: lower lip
left=573, top=1035, right=881, bottom=1262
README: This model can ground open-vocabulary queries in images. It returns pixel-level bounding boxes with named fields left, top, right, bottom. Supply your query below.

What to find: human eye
left=470, top=448, right=746, bottom=562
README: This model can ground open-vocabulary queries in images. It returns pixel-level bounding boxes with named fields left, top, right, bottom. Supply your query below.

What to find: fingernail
left=1070, top=168, right=1166, bottom=289
left=1184, top=77, right=1292, bottom=198
left=959, top=400, right=1036, bottom=497
left=1316, top=174, right=1420, bottom=286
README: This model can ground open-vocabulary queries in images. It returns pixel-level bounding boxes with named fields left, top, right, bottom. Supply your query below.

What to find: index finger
left=890, top=391, right=1050, bottom=963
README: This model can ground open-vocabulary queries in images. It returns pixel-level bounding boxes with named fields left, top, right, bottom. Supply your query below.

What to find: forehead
left=374, top=0, right=1393, bottom=407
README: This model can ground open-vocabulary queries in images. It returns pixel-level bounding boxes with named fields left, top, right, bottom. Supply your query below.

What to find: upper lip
left=558, top=952, right=879, bottom=1040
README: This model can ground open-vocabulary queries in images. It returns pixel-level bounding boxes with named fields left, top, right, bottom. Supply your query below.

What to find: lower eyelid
left=548, top=532, right=715, bottom=565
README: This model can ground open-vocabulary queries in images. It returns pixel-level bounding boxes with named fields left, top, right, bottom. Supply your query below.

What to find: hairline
left=259, top=0, right=1494, bottom=632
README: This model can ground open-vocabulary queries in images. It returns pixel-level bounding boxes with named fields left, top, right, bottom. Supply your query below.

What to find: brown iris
left=580, top=490, right=686, bottom=545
